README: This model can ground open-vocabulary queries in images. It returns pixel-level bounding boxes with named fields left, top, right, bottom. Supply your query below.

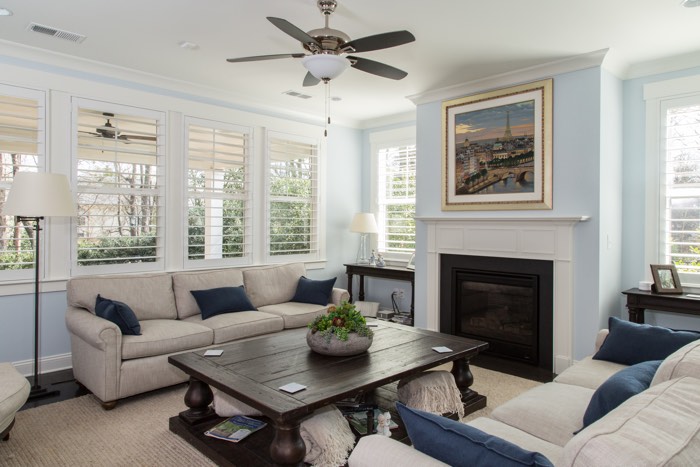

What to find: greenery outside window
left=0, top=85, right=44, bottom=279
left=185, top=117, right=252, bottom=266
left=72, top=100, right=164, bottom=274
left=266, top=131, right=320, bottom=261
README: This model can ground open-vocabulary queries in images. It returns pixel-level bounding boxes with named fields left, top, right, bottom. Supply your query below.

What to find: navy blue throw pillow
left=593, top=317, right=700, bottom=365
left=396, top=402, right=553, bottom=467
left=581, top=359, right=662, bottom=430
left=291, top=276, right=337, bottom=306
left=190, top=286, right=257, bottom=320
left=95, top=294, right=141, bottom=335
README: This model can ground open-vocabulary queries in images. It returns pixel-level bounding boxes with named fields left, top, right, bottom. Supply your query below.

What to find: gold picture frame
left=442, top=79, right=553, bottom=211
left=650, top=264, right=683, bottom=294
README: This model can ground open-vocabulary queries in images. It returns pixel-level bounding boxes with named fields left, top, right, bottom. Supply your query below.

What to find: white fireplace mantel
left=419, top=216, right=589, bottom=374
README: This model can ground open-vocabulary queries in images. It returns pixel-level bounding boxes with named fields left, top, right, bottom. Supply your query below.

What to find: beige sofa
left=349, top=328, right=700, bottom=466
left=65, top=263, right=348, bottom=409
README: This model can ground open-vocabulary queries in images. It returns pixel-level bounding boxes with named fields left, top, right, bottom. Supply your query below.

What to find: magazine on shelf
left=345, top=408, right=398, bottom=435
left=204, top=415, right=267, bottom=443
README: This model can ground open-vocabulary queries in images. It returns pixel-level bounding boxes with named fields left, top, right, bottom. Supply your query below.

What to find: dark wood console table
left=344, top=263, right=415, bottom=320
left=622, top=288, right=700, bottom=324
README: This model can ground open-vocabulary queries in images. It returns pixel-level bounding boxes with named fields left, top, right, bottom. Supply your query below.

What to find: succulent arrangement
left=308, top=301, right=374, bottom=342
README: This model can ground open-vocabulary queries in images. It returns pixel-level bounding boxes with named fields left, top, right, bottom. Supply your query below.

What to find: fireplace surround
left=421, top=216, right=588, bottom=374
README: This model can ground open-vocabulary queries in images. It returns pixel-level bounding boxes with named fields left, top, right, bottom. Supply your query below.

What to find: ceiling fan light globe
left=302, top=54, right=349, bottom=80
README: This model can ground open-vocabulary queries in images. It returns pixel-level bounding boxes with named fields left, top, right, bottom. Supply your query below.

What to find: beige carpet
left=1, top=366, right=540, bottom=466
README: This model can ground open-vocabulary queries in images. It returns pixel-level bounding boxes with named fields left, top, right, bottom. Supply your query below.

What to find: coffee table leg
left=270, top=420, right=306, bottom=466
left=178, top=377, right=216, bottom=425
left=451, top=357, right=487, bottom=415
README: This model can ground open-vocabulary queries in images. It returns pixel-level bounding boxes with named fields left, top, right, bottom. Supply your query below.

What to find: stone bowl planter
left=306, top=329, right=373, bottom=356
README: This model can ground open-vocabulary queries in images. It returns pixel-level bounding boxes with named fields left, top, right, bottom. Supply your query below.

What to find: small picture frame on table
left=650, top=264, right=683, bottom=294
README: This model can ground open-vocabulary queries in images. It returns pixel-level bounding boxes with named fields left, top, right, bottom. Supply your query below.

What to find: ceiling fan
left=226, top=0, right=415, bottom=86
left=81, top=113, right=157, bottom=142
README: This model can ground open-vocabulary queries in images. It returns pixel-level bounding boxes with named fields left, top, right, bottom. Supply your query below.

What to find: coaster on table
left=432, top=346, right=453, bottom=353
left=279, top=382, right=307, bottom=394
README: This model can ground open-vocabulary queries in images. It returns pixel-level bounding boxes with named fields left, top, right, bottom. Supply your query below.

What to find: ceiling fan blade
left=343, top=30, right=415, bottom=53
left=348, top=56, right=408, bottom=80
left=303, top=71, right=321, bottom=87
left=267, top=17, right=321, bottom=48
left=227, top=53, right=306, bottom=63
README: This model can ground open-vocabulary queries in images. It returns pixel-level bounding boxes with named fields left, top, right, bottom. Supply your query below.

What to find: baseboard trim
left=13, top=352, right=72, bottom=377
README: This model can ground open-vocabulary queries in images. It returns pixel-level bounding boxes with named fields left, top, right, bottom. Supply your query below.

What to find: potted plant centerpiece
left=306, top=301, right=374, bottom=356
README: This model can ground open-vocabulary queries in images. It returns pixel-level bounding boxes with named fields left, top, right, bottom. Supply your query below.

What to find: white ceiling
left=0, top=0, right=699, bottom=126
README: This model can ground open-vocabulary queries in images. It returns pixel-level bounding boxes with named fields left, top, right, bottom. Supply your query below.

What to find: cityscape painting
left=442, top=79, right=552, bottom=210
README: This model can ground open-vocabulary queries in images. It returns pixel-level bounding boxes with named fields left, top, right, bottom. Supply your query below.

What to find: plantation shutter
left=186, top=118, right=252, bottom=266
left=0, top=85, right=44, bottom=275
left=660, top=97, right=700, bottom=279
left=377, top=143, right=416, bottom=255
left=266, top=131, right=319, bottom=260
left=73, top=101, right=164, bottom=272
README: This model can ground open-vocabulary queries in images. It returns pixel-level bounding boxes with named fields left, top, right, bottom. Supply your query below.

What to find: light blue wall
left=622, top=65, right=700, bottom=330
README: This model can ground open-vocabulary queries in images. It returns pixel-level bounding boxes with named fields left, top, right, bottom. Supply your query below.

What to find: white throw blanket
left=211, top=389, right=263, bottom=417
left=397, top=370, right=465, bottom=418
left=300, top=405, right=356, bottom=467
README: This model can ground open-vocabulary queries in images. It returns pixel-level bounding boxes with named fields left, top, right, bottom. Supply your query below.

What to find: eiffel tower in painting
left=503, top=110, right=513, bottom=141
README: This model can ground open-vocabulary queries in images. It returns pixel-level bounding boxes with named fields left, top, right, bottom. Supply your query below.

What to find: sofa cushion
left=121, top=319, right=213, bottom=360
left=95, top=294, right=141, bottom=335
left=467, top=418, right=563, bottom=465
left=242, top=263, right=306, bottom=308
left=581, top=359, right=661, bottom=430
left=190, top=286, right=257, bottom=320
left=561, top=376, right=700, bottom=467
left=397, top=402, right=554, bottom=467
left=593, top=317, right=700, bottom=366
left=258, top=302, right=328, bottom=329
left=291, top=276, right=337, bottom=306
left=553, top=356, right=628, bottom=390
left=652, top=338, right=700, bottom=386
left=491, top=382, right=595, bottom=447
left=67, top=273, right=177, bottom=320
left=184, top=311, right=284, bottom=344
left=349, top=434, right=450, bottom=467
left=172, top=268, right=245, bottom=319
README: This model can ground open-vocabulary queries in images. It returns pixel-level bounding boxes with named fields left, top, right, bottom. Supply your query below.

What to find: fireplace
left=440, top=254, right=554, bottom=371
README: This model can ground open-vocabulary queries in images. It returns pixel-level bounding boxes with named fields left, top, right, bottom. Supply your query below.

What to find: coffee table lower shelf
left=169, top=382, right=486, bottom=467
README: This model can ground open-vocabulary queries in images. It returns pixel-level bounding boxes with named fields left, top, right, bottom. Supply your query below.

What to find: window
left=185, top=117, right=252, bottom=266
left=0, top=85, right=44, bottom=278
left=646, top=75, right=700, bottom=286
left=371, top=127, right=416, bottom=260
left=266, top=131, right=320, bottom=261
left=73, top=100, right=164, bottom=273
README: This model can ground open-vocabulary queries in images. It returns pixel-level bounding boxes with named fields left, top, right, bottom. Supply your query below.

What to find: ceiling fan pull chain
left=324, top=79, right=331, bottom=137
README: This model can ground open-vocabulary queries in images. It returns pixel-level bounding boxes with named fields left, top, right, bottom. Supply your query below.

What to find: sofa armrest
left=65, top=306, right=122, bottom=352
left=348, top=435, right=449, bottom=467
left=331, top=287, right=350, bottom=306
left=594, top=329, right=609, bottom=353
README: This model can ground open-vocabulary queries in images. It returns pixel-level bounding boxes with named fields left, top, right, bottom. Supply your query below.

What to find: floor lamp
left=3, top=172, right=76, bottom=400
left=350, top=212, right=378, bottom=264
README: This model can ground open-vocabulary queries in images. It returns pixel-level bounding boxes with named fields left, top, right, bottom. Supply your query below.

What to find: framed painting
left=442, top=79, right=553, bottom=211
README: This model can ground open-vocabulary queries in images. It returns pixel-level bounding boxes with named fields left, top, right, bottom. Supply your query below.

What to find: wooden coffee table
left=168, top=320, right=487, bottom=466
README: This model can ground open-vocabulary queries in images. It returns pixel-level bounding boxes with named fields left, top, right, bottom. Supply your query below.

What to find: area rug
left=0, top=366, right=540, bottom=466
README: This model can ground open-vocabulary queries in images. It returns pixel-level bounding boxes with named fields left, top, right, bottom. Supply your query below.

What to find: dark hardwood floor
left=20, top=355, right=554, bottom=411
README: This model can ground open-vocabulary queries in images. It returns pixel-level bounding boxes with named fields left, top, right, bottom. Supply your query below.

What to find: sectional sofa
left=65, top=262, right=348, bottom=409
left=349, top=318, right=700, bottom=466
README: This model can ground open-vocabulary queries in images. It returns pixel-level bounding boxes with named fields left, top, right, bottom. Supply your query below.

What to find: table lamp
left=349, top=212, right=378, bottom=264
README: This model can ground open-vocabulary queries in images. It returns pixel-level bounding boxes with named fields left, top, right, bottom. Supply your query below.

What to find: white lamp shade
left=302, top=54, right=350, bottom=80
left=350, top=212, right=378, bottom=234
left=3, top=172, right=77, bottom=217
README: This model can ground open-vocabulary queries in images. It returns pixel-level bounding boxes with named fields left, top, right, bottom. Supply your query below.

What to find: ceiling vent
left=27, top=22, right=86, bottom=43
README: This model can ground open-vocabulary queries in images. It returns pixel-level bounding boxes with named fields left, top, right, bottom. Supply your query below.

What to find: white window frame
left=264, top=130, right=322, bottom=263
left=0, top=83, right=46, bottom=282
left=645, top=74, right=700, bottom=288
left=71, top=98, right=166, bottom=276
left=183, top=116, right=253, bottom=268
left=370, top=126, right=416, bottom=262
